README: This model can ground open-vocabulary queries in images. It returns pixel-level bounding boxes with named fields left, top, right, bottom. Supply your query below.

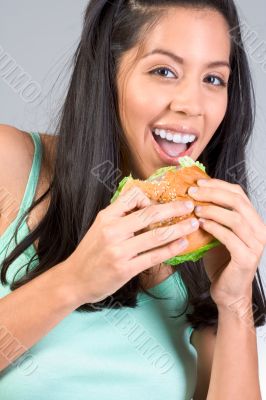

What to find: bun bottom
left=137, top=212, right=219, bottom=264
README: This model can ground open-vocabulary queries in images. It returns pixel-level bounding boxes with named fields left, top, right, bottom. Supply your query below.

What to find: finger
left=127, top=236, right=190, bottom=277
left=189, top=185, right=266, bottom=236
left=117, top=199, right=195, bottom=235
left=197, top=178, right=266, bottom=235
left=197, top=218, right=251, bottom=266
left=197, top=178, right=250, bottom=204
left=108, top=186, right=151, bottom=218
left=195, top=205, right=261, bottom=252
left=124, top=217, right=199, bottom=259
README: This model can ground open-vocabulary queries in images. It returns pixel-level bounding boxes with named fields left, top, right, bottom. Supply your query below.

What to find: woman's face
left=117, top=7, right=231, bottom=179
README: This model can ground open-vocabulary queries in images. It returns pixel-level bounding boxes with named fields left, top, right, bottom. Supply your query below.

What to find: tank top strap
left=16, top=131, right=42, bottom=222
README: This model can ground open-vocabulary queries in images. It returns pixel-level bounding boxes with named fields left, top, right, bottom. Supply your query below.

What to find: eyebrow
left=141, top=48, right=231, bottom=72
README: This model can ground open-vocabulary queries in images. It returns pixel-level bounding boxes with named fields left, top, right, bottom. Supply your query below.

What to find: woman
left=0, top=0, right=265, bottom=399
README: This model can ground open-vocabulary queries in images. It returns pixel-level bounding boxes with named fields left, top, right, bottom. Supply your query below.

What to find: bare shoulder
left=0, top=124, right=55, bottom=187
left=0, top=124, right=34, bottom=202
left=0, top=124, right=54, bottom=234
left=0, top=124, right=33, bottom=160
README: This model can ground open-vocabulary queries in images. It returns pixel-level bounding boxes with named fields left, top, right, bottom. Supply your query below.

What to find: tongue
left=155, top=136, right=187, bottom=157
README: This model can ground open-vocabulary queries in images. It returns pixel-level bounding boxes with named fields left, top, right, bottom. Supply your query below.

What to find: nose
left=169, top=79, right=203, bottom=117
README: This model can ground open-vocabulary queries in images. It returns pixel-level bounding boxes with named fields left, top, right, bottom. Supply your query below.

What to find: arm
left=191, top=326, right=216, bottom=400
left=188, top=178, right=265, bottom=400
left=193, top=249, right=261, bottom=399
left=192, top=300, right=261, bottom=400
left=0, top=261, right=80, bottom=372
left=206, top=299, right=261, bottom=400
left=0, top=124, right=81, bottom=372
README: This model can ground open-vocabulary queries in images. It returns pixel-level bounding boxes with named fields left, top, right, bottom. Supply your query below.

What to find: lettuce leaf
left=163, top=239, right=221, bottom=265
left=177, top=155, right=206, bottom=172
left=110, top=175, right=133, bottom=203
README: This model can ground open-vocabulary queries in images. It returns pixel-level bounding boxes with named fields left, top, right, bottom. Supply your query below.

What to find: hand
left=65, top=186, right=199, bottom=305
left=188, top=178, right=266, bottom=308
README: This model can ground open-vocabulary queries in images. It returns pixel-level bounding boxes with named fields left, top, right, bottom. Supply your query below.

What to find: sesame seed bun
left=110, top=156, right=220, bottom=265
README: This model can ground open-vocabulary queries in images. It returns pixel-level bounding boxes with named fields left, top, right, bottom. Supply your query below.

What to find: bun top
left=147, top=155, right=206, bottom=181
left=111, top=156, right=210, bottom=204
left=122, top=165, right=210, bottom=204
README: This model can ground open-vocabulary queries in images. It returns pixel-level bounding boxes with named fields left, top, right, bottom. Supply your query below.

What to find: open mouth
left=150, top=128, right=198, bottom=163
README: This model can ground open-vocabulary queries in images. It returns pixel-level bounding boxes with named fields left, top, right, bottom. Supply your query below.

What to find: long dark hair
left=1, top=0, right=265, bottom=331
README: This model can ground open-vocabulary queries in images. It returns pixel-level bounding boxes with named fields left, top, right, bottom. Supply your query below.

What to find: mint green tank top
left=0, top=131, right=197, bottom=400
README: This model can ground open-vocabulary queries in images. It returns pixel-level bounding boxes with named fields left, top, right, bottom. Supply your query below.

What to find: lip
left=150, top=128, right=197, bottom=165
left=151, top=123, right=200, bottom=138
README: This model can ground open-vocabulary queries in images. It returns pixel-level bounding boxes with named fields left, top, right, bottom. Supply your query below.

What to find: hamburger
left=110, top=156, right=220, bottom=265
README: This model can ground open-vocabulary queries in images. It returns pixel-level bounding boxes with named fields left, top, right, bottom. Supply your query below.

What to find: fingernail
left=194, top=206, right=201, bottom=214
left=199, top=218, right=206, bottom=225
left=185, top=201, right=194, bottom=209
left=190, top=218, right=199, bottom=228
left=188, top=187, right=198, bottom=194
left=143, top=198, right=151, bottom=206
left=179, top=238, right=188, bottom=248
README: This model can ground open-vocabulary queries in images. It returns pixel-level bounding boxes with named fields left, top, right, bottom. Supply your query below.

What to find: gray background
left=0, top=0, right=266, bottom=397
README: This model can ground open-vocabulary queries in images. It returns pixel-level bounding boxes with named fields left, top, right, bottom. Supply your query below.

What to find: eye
left=149, top=67, right=176, bottom=79
left=204, top=75, right=227, bottom=87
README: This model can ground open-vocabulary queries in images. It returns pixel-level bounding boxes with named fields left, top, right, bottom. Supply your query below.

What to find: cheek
left=207, top=93, right=228, bottom=131
left=122, top=76, right=170, bottom=126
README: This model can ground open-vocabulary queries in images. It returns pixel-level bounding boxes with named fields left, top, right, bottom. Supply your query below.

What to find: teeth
left=153, top=129, right=197, bottom=144
left=166, top=132, right=173, bottom=141
left=173, top=134, right=182, bottom=143
left=182, top=134, right=190, bottom=143
left=158, top=129, right=166, bottom=139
